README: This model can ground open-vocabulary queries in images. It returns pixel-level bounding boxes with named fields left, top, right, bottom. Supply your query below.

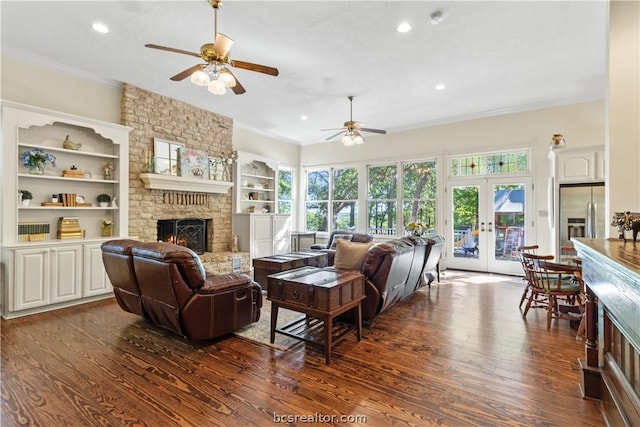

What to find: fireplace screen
left=157, top=218, right=208, bottom=254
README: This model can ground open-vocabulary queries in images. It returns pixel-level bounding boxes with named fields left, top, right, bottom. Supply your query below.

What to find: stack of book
left=59, top=193, right=77, bottom=207
left=57, top=217, right=83, bottom=239
left=18, top=221, right=51, bottom=242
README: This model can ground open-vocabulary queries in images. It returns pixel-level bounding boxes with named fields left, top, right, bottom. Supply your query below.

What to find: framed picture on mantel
left=178, top=147, right=209, bottom=179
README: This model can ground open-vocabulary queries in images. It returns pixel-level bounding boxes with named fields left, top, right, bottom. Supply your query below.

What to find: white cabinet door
left=83, top=243, right=112, bottom=297
left=252, top=215, right=274, bottom=259
left=13, top=248, right=50, bottom=311
left=555, top=146, right=604, bottom=184
left=50, top=245, right=82, bottom=304
left=272, top=214, right=292, bottom=255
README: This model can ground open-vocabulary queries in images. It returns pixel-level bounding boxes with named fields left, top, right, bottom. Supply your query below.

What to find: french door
left=445, top=177, right=533, bottom=275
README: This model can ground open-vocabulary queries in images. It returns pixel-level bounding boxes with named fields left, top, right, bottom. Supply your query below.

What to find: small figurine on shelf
left=103, top=162, right=113, bottom=180
left=62, top=135, right=81, bottom=151
left=111, top=197, right=118, bottom=208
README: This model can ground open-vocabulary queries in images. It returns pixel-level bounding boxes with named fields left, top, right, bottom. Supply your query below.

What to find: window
left=368, top=164, right=397, bottom=236
left=402, top=160, right=437, bottom=234
left=277, top=167, right=293, bottom=214
left=450, top=151, right=528, bottom=177
left=305, top=170, right=329, bottom=232
left=332, top=167, right=358, bottom=230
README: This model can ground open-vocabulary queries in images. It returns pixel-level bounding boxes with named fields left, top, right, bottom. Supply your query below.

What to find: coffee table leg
left=270, top=304, right=279, bottom=344
left=325, top=315, right=332, bottom=365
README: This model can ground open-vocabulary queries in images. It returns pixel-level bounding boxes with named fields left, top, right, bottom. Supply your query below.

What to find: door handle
left=480, top=222, right=485, bottom=232
left=488, top=222, right=493, bottom=232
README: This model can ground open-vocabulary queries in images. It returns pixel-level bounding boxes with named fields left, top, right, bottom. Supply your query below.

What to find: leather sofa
left=101, top=239, right=262, bottom=340
left=341, top=235, right=444, bottom=322
left=310, top=230, right=374, bottom=265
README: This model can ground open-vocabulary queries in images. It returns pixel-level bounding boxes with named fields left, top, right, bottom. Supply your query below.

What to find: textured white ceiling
left=1, top=1, right=607, bottom=145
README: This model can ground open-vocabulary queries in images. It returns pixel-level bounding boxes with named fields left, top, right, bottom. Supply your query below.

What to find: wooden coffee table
left=253, top=252, right=328, bottom=288
left=267, top=267, right=365, bottom=364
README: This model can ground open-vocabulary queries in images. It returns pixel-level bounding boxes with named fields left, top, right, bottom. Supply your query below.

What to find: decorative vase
left=101, top=223, right=112, bottom=237
left=99, top=202, right=109, bottom=208
left=29, top=163, right=44, bottom=175
left=215, top=168, right=224, bottom=181
left=21, top=199, right=31, bottom=207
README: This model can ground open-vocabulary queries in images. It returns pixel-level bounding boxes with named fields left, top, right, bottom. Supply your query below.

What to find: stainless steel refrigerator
left=558, top=183, right=605, bottom=250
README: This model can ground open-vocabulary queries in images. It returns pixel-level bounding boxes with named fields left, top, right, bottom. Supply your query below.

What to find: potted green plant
left=19, top=190, right=33, bottom=207
left=97, top=193, right=111, bottom=207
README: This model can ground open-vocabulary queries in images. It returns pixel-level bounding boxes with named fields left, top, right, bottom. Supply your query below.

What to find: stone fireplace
left=121, top=83, right=249, bottom=274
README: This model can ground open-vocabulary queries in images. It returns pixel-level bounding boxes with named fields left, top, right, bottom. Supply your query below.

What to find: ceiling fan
left=322, top=96, right=387, bottom=146
left=144, top=0, right=279, bottom=95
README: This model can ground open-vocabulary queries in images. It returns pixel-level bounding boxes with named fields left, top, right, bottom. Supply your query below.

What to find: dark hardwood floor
left=1, top=270, right=603, bottom=426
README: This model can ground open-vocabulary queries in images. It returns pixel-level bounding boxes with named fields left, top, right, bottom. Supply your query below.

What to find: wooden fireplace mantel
left=139, top=173, right=234, bottom=194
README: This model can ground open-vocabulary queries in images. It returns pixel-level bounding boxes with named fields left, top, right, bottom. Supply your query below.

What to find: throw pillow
left=330, top=233, right=353, bottom=249
left=334, top=239, right=373, bottom=270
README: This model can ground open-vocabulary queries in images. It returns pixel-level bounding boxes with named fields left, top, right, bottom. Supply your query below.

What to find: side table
left=267, top=267, right=365, bottom=364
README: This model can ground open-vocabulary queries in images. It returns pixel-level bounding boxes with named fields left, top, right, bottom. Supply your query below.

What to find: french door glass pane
left=493, top=183, right=525, bottom=262
left=452, top=186, right=479, bottom=258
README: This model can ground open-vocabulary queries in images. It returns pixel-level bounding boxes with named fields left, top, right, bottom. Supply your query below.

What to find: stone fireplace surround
left=121, top=84, right=249, bottom=274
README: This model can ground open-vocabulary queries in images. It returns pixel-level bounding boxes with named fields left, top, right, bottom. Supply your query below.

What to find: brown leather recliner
left=101, top=239, right=147, bottom=318
left=101, top=240, right=262, bottom=340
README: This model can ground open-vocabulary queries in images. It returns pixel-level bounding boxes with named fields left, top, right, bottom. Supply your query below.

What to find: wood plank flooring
left=1, top=270, right=603, bottom=426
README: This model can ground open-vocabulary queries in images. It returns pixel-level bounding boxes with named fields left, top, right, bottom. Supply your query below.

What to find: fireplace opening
left=157, top=218, right=209, bottom=254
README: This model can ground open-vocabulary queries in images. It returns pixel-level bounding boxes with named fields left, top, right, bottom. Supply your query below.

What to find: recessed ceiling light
left=435, top=84, right=446, bottom=91
left=300, top=115, right=308, bottom=120
left=430, top=11, right=444, bottom=25
left=397, top=22, right=412, bottom=33
left=92, top=22, right=109, bottom=34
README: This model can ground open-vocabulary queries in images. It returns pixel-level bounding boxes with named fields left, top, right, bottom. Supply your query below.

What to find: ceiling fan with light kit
left=322, top=96, right=387, bottom=146
left=145, top=0, right=279, bottom=95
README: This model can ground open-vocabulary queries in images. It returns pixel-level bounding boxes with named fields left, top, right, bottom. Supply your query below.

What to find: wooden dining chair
left=521, top=252, right=583, bottom=332
left=517, top=245, right=539, bottom=309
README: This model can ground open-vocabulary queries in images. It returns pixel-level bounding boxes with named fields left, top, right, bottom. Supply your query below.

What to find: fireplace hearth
left=157, top=218, right=209, bottom=254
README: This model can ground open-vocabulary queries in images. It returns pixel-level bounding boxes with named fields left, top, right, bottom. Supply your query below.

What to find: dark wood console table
left=573, top=238, right=640, bottom=427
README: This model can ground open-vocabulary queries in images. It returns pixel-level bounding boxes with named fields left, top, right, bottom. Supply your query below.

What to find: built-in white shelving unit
left=1, top=100, right=131, bottom=318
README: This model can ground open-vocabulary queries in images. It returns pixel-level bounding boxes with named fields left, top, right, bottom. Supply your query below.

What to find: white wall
left=1, top=55, right=122, bottom=123
left=300, top=101, right=606, bottom=254
left=608, top=0, right=640, bottom=216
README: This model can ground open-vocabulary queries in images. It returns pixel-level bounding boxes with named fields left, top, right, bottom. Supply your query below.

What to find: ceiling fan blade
left=213, top=33, right=234, bottom=58
left=321, top=128, right=346, bottom=132
left=325, top=130, right=346, bottom=141
left=145, top=44, right=201, bottom=58
left=231, top=60, right=279, bottom=76
left=361, top=127, right=387, bottom=135
left=220, top=68, right=246, bottom=95
left=170, top=64, right=205, bottom=81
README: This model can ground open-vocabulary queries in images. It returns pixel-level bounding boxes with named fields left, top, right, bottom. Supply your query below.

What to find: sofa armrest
left=200, top=272, right=258, bottom=294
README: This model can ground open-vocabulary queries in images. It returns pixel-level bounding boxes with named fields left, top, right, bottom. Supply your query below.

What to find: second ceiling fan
left=144, top=0, right=278, bottom=95
left=322, top=96, right=387, bottom=145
